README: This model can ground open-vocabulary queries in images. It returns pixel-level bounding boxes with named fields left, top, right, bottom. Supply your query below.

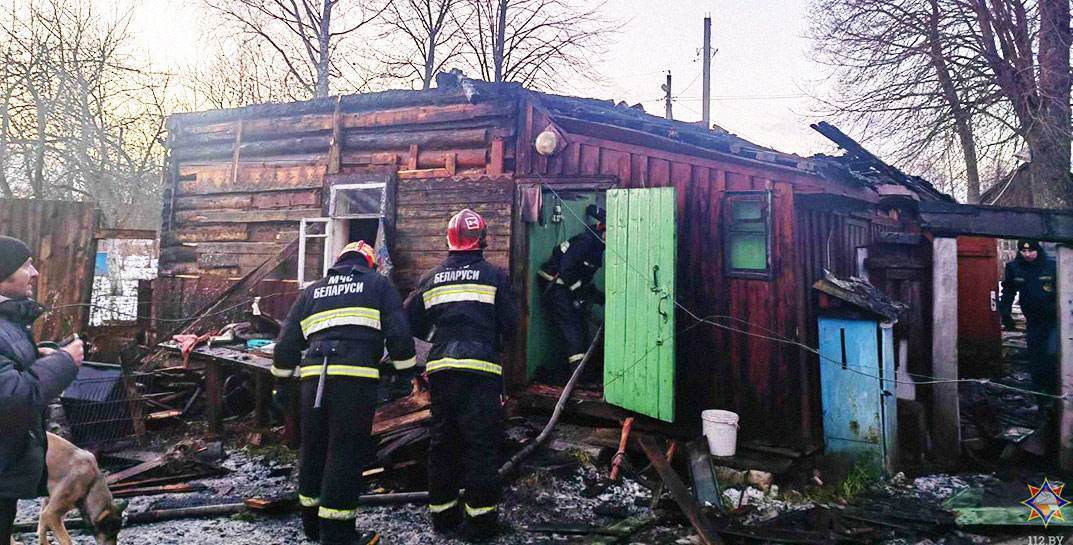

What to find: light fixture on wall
left=534, top=124, right=566, bottom=156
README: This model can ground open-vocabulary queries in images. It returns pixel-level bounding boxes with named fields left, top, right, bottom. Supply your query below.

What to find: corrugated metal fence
left=0, top=199, right=100, bottom=339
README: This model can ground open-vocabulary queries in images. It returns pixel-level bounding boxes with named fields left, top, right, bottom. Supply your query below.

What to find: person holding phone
left=0, top=236, right=82, bottom=543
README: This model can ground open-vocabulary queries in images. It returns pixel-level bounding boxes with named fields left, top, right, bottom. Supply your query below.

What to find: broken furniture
left=159, top=343, right=291, bottom=441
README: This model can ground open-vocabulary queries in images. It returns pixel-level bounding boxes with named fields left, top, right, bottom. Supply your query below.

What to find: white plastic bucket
left=701, top=409, right=739, bottom=456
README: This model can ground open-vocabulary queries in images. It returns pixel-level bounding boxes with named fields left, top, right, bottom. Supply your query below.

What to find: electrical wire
left=44, top=290, right=300, bottom=323
left=542, top=184, right=1069, bottom=402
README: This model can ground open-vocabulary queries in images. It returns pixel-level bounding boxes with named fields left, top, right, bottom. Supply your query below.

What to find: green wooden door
left=604, top=187, right=676, bottom=422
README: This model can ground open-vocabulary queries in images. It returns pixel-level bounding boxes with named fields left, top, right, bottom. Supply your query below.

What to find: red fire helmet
left=337, top=240, right=377, bottom=268
left=446, top=209, right=487, bottom=251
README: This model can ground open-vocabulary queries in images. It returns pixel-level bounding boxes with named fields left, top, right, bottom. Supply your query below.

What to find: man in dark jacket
left=999, top=239, right=1058, bottom=393
left=0, top=236, right=82, bottom=543
left=405, top=209, right=517, bottom=542
left=273, top=241, right=416, bottom=545
left=537, top=204, right=606, bottom=384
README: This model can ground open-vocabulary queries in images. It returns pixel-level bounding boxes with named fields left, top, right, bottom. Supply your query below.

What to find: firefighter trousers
left=544, top=284, right=589, bottom=370
left=427, top=371, right=504, bottom=532
left=298, top=377, right=378, bottom=541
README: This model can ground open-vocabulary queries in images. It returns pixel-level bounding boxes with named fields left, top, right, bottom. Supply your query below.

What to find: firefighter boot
left=431, top=502, right=463, bottom=534
left=301, top=506, right=320, bottom=541
left=320, top=519, right=381, bottom=545
left=459, top=511, right=502, bottom=543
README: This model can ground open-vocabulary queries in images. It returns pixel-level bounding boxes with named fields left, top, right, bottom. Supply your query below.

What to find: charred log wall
left=161, top=92, right=519, bottom=280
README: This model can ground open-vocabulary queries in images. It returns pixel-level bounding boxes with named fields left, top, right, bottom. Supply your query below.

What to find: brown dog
left=38, top=433, right=125, bottom=545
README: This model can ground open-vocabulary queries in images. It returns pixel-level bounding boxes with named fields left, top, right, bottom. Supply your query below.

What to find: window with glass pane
left=725, top=192, right=771, bottom=277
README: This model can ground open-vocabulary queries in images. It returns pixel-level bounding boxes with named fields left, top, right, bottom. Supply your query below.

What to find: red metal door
left=957, top=236, right=1002, bottom=377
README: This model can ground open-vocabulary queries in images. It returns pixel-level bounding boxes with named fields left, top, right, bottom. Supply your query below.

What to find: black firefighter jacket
left=539, top=230, right=604, bottom=297
left=0, top=297, right=78, bottom=498
left=405, top=251, right=517, bottom=377
left=273, top=261, right=416, bottom=381
left=999, top=253, right=1058, bottom=323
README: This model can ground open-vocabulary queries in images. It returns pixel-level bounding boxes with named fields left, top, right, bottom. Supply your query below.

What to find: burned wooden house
left=157, top=77, right=968, bottom=450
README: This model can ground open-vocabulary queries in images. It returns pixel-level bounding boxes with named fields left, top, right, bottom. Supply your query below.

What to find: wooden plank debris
left=111, top=483, right=204, bottom=499
left=105, top=456, right=169, bottom=485
left=637, top=435, right=723, bottom=545
left=686, top=441, right=723, bottom=511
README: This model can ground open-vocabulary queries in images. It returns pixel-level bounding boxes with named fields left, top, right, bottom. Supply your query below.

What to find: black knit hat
left=0, top=236, right=31, bottom=281
left=1017, top=239, right=1042, bottom=252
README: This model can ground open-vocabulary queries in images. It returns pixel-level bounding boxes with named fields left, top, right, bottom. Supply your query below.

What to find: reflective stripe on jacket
left=406, top=252, right=516, bottom=377
left=273, top=259, right=416, bottom=379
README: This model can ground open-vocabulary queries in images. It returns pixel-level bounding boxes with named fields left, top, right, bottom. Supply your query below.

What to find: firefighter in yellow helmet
left=405, top=209, right=517, bottom=541
left=273, top=241, right=416, bottom=545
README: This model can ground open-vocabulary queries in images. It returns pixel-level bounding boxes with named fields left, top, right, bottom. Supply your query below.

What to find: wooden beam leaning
left=168, top=236, right=301, bottom=340
left=1058, top=245, right=1073, bottom=471
left=931, top=236, right=960, bottom=465
left=637, top=435, right=723, bottom=545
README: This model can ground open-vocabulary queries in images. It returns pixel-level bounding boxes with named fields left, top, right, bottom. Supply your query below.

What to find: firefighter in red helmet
left=405, top=209, right=517, bottom=542
left=274, top=240, right=415, bottom=545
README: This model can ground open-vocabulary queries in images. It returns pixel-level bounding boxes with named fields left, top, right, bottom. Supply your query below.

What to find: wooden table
left=160, top=343, right=298, bottom=443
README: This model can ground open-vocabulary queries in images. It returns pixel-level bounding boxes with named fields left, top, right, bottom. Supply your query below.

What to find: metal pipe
left=498, top=326, right=604, bottom=477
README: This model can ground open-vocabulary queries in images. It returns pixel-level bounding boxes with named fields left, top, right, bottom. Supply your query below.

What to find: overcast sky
left=124, top=0, right=839, bottom=157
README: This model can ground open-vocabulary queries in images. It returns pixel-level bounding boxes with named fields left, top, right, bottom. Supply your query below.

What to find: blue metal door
left=819, top=317, right=896, bottom=470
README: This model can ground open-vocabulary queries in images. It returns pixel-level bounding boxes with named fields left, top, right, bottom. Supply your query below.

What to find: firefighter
left=999, top=239, right=1059, bottom=394
left=273, top=241, right=416, bottom=545
left=537, top=204, right=606, bottom=383
left=405, top=209, right=517, bottom=542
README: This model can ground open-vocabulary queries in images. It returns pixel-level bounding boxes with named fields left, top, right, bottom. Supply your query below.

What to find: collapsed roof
left=168, top=75, right=952, bottom=202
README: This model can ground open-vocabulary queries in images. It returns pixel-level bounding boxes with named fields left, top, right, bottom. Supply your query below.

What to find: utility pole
left=702, top=16, right=712, bottom=128
left=662, top=71, right=673, bottom=120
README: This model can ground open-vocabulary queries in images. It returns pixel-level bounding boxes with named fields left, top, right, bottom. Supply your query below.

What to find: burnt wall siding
left=0, top=199, right=99, bottom=340
left=162, top=98, right=518, bottom=278
left=393, top=177, right=513, bottom=292
left=517, top=104, right=809, bottom=446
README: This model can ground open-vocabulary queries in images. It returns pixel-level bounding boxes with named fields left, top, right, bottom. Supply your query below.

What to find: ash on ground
left=14, top=422, right=694, bottom=544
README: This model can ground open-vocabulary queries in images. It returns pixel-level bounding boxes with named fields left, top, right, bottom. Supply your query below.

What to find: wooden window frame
left=723, top=190, right=773, bottom=280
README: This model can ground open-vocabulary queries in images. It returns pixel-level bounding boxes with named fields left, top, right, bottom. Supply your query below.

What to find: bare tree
left=811, top=0, right=1072, bottom=207
left=810, top=0, right=1000, bottom=202
left=966, top=0, right=1072, bottom=208
left=184, top=42, right=309, bottom=110
left=0, top=0, right=169, bottom=227
left=204, top=0, right=390, bottom=98
left=378, top=0, right=468, bottom=90
left=458, top=0, right=615, bottom=89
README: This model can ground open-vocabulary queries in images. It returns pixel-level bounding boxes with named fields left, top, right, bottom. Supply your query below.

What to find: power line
left=45, top=290, right=300, bottom=322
